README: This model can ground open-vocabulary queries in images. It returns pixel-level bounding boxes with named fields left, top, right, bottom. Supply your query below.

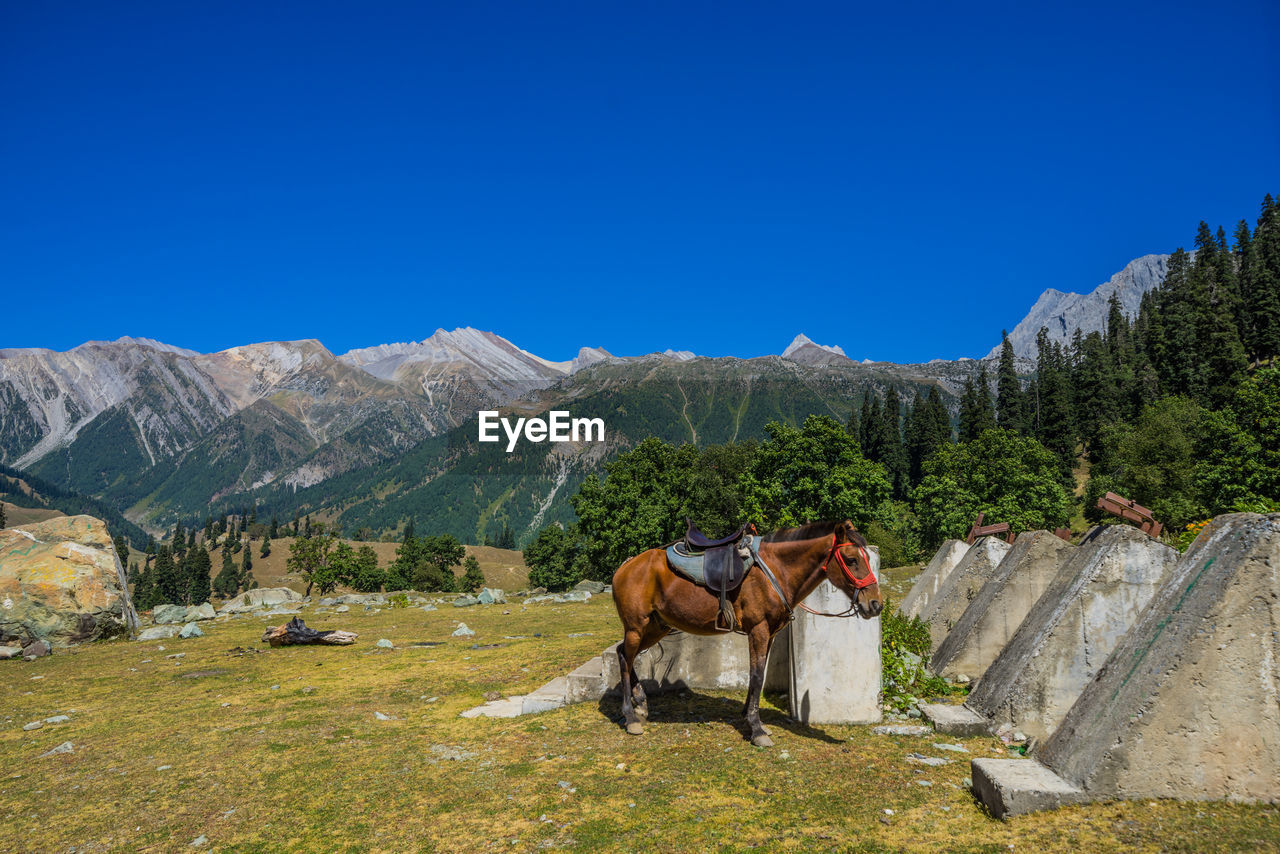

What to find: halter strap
left=826, top=533, right=877, bottom=589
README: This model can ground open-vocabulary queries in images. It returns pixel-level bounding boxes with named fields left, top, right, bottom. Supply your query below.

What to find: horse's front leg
left=618, top=630, right=645, bottom=735
left=743, top=623, right=774, bottom=747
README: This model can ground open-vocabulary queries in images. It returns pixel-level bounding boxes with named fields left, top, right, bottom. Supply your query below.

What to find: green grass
left=2, top=596, right=1277, bottom=852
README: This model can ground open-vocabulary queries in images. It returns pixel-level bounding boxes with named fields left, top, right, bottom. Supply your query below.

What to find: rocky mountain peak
left=781, top=333, right=853, bottom=366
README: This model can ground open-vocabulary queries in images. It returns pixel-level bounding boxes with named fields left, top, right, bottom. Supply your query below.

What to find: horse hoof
left=751, top=734, right=774, bottom=748
left=626, top=722, right=645, bottom=735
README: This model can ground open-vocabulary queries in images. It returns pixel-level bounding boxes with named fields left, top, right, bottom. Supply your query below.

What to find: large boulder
left=152, top=603, right=189, bottom=624
left=217, top=587, right=302, bottom=614
left=0, top=515, right=137, bottom=647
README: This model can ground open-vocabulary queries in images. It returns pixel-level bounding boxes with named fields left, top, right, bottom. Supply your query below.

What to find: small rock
left=137, top=626, right=180, bottom=642
left=955, top=674, right=971, bottom=684
left=916, top=780, right=933, bottom=787
left=179, top=622, right=204, bottom=639
left=376, top=639, right=394, bottom=649
left=572, top=580, right=606, bottom=594
left=453, top=596, right=480, bottom=608
left=483, top=691, right=501, bottom=701
left=165, top=653, right=186, bottom=659
left=44, top=715, right=70, bottom=724
left=906, top=752, right=950, bottom=767
left=871, top=724, right=932, bottom=736
left=270, top=685, right=280, bottom=691
left=452, top=623, right=475, bottom=638
left=932, top=743, right=969, bottom=753
left=157, top=765, right=173, bottom=771
left=40, top=741, right=73, bottom=757
left=420, top=604, right=437, bottom=612
left=22, top=639, right=51, bottom=659
left=907, top=709, right=922, bottom=718
left=335, top=605, right=350, bottom=613
left=189, top=834, right=208, bottom=848
left=0, top=645, right=23, bottom=660
left=23, top=721, right=43, bottom=731
left=374, top=711, right=394, bottom=721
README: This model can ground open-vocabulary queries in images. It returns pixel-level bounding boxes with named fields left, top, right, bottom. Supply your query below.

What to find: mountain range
left=0, top=254, right=1172, bottom=543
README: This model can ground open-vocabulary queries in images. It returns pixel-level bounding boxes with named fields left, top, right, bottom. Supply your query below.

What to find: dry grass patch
left=2, top=596, right=1277, bottom=853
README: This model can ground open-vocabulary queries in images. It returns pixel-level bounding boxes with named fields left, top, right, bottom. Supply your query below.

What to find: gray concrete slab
left=971, top=758, right=1088, bottom=819
left=965, top=524, right=1178, bottom=743
left=899, top=539, right=969, bottom=619
left=565, top=656, right=607, bottom=704
left=601, top=628, right=790, bottom=695
left=788, top=547, right=882, bottom=725
left=1037, top=513, right=1280, bottom=805
left=521, top=677, right=569, bottom=714
left=921, top=537, right=1013, bottom=650
left=931, top=530, right=1076, bottom=680
left=920, top=703, right=989, bottom=736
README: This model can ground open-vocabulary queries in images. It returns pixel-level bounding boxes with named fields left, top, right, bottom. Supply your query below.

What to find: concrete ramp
left=1031, top=512, right=1280, bottom=805
left=899, top=539, right=968, bottom=618
left=920, top=537, right=1013, bottom=650
left=931, top=531, right=1076, bottom=680
left=601, top=630, right=791, bottom=695
left=964, top=524, right=1177, bottom=743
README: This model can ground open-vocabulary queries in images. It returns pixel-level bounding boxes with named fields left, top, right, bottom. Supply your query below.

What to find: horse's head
left=824, top=520, right=883, bottom=618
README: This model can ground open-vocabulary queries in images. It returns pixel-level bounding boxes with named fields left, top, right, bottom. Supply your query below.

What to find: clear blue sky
left=3, top=1, right=1277, bottom=363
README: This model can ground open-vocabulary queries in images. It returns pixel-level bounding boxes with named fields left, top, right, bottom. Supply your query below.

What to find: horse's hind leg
left=631, top=618, right=669, bottom=721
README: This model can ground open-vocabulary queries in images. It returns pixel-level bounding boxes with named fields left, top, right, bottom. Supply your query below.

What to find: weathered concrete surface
left=789, top=548, right=882, bottom=725
left=1036, top=513, right=1280, bottom=805
left=899, top=539, right=968, bottom=619
left=920, top=703, right=988, bottom=736
left=931, top=531, right=1076, bottom=680
left=921, top=537, right=1013, bottom=650
left=565, top=656, right=607, bottom=704
left=602, top=628, right=790, bottom=694
left=965, top=524, right=1177, bottom=743
left=0, top=515, right=137, bottom=647
left=971, top=758, right=1087, bottom=819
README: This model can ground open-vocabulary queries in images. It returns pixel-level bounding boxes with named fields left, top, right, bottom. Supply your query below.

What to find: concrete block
left=965, top=524, right=1177, bottom=743
left=602, top=629, right=790, bottom=695
left=521, top=677, right=569, bottom=714
left=565, top=656, right=607, bottom=704
left=971, top=758, right=1088, bottom=819
left=931, top=531, right=1076, bottom=680
left=1038, top=513, right=1280, bottom=804
left=788, top=547, right=882, bottom=725
left=899, top=539, right=969, bottom=619
left=922, top=537, right=1013, bottom=650
left=920, top=703, right=988, bottom=736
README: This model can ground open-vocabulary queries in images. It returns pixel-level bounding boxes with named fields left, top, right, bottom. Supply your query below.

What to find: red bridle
left=825, top=533, right=877, bottom=589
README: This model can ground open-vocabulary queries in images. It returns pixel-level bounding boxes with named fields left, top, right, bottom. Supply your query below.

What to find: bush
left=880, top=601, right=958, bottom=713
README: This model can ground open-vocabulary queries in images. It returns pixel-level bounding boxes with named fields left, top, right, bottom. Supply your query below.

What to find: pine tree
left=152, top=546, right=181, bottom=605
left=1033, top=328, right=1077, bottom=484
left=1071, top=330, right=1117, bottom=452
left=214, top=542, right=238, bottom=597
left=186, top=546, right=212, bottom=605
left=858, top=389, right=878, bottom=455
left=879, top=386, right=908, bottom=497
left=403, top=518, right=415, bottom=542
left=241, top=544, right=253, bottom=590
left=1, top=501, right=7, bottom=529
left=1248, top=195, right=1280, bottom=361
left=113, top=534, right=130, bottom=569
left=905, top=387, right=950, bottom=486
left=959, top=365, right=995, bottom=442
left=260, top=532, right=271, bottom=558
left=304, top=516, right=312, bottom=539
left=995, top=332, right=1025, bottom=433
left=269, top=515, right=279, bottom=539
left=291, top=512, right=300, bottom=536
left=1193, top=221, right=1248, bottom=405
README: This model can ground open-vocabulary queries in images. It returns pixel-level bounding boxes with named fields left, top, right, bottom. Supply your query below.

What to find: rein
left=755, top=533, right=878, bottom=620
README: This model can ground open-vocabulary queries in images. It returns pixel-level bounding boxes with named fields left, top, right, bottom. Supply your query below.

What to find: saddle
left=666, top=520, right=757, bottom=632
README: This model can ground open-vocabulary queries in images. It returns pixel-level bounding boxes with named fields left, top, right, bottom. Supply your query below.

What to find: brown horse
left=610, top=519, right=883, bottom=747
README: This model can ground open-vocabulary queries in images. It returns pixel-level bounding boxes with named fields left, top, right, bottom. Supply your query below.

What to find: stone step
left=920, top=703, right=989, bottom=736
left=459, top=696, right=527, bottom=718
left=521, top=676, right=569, bottom=715
left=565, top=656, right=607, bottom=704
left=970, top=757, right=1088, bottom=819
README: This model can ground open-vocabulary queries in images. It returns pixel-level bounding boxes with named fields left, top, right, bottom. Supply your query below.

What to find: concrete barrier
left=899, top=539, right=968, bottom=619
left=601, top=629, right=791, bottom=695
left=964, top=524, right=1177, bottom=743
left=788, top=545, right=882, bottom=725
left=931, top=531, right=1076, bottom=681
left=920, top=536, right=1013, bottom=651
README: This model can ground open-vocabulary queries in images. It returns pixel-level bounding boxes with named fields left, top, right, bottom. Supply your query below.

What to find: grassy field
left=3, top=594, right=1278, bottom=852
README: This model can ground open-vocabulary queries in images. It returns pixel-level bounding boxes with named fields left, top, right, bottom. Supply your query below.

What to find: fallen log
left=262, top=617, right=358, bottom=647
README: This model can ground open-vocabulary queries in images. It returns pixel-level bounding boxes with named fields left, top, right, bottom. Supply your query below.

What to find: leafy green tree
left=739, top=415, right=891, bottom=531
left=461, top=555, right=486, bottom=593
left=347, top=545, right=385, bottom=592
left=915, top=428, right=1071, bottom=549
left=524, top=524, right=589, bottom=591
left=416, top=534, right=465, bottom=592
left=287, top=532, right=338, bottom=596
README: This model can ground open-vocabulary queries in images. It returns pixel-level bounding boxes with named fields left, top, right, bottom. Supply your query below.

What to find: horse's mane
left=762, top=520, right=867, bottom=546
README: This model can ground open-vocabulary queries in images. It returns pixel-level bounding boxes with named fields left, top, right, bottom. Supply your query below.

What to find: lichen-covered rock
left=0, top=515, right=137, bottom=647
left=138, top=625, right=180, bottom=641
left=185, top=602, right=216, bottom=622
left=152, top=603, right=189, bottom=624
left=217, top=587, right=302, bottom=614
left=178, top=622, right=204, bottom=639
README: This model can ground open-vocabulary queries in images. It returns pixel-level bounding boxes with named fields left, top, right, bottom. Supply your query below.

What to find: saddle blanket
left=665, top=536, right=762, bottom=587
